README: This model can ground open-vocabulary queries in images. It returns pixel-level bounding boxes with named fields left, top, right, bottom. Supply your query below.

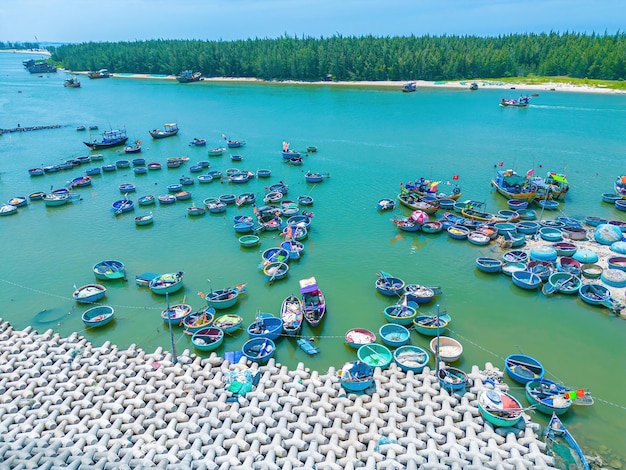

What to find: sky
left=1, top=0, right=624, bottom=44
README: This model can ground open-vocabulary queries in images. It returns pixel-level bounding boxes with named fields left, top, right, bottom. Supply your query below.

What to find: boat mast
left=166, top=293, right=178, bottom=364
left=435, top=304, right=441, bottom=377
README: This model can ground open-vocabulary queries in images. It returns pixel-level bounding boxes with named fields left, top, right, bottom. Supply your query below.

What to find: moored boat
left=263, top=261, right=289, bottom=282
left=183, top=306, right=215, bottom=335
left=247, top=313, right=284, bottom=341
left=429, top=336, right=462, bottom=362
left=383, top=304, right=417, bottom=325
left=378, top=323, right=410, bottom=348
left=92, top=260, right=125, bottom=281
left=281, top=295, right=304, bottom=336
left=476, top=257, right=503, bottom=273
left=191, top=327, right=224, bottom=352
left=491, top=169, right=539, bottom=201
left=242, top=338, right=275, bottom=364
left=202, top=283, right=247, bottom=309
left=81, top=305, right=114, bottom=327
left=413, top=312, right=450, bottom=336
left=84, top=129, right=128, bottom=149
left=345, top=328, right=376, bottom=349
left=544, top=413, right=590, bottom=470
left=72, top=283, right=106, bottom=303
left=339, top=361, right=374, bottom=392
left=300, top=277, right=326, bottom=327
left=438, top=366, right=469, bottom=392
left=112, top=198, right=134, bottom=214
left=505, top=353, right=545, bottom=384
left=478, top=389, right=524, bottom=427
left=149, top=123, right=179, bottom=139
left=525, top=378, right=573, bottom=416
left=512, top=270, right=542, bottom=290
left=375, top=272, right=405, bottom=296
left=357, top=343, right=393, bottom=369
left=393, top=345, right=430, bottom=372
left=161, top=303, right=192, bottom=325
left=149, top=271, right=184, bottom=295
left=212, top=314, right=243, bottom=334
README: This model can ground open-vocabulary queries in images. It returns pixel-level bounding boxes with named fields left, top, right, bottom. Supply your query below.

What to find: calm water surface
left=1, top=53, right=626, bottom=460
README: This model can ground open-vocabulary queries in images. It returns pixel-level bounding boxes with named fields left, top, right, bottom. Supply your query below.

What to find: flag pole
left=166, top=292, right=178, bottom=364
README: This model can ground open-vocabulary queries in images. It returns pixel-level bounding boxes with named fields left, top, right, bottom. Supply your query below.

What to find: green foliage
left=50, top=33, right=626, bottom=83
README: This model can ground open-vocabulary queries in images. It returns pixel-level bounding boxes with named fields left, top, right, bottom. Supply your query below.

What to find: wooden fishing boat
left=501, top=261, right=527, bottom=277
left=378, top=323, right=410, bottom=347
left=135, top=213, right=154, bottom=226
left=345, top=328, right=376, bottom=349
left=236, top=192, right=256, bottom=207
left=149, top=271, right=184, bottom=295
left=226, top=139, right=245, bottom=148
left=392, top=216, right=422, bottom=232
left=304, top=171, right=326, bottom=183
left=208, top=147, right=226, bottom=156
left=544, top=413, right=591, bottom=470
left=234, top=221, right=254, bottom=233
left=183, top=306, right=215, bottom=335
left=357, top=343, right=393, bottom=369
left=189, top=138, right=206, bottom=146
left=28, top=191, right=45, bottom=201
left=517, top=208, right=537, bottom=220
left=81, top=305, right=114, bottom=327
left=242, top=338, right=275, bottom=364
left=84, top=129, right=128, bottom=149
left=212, top=314, right=243, bottom=334
left=478, top=389, right=524, bottom=427
left=125, top=143, right=142, bottom=154
left=393, top=345, right=430, bottom=372
left=202, top=284, right=246, bottom=309
left=263, top=261, right=289, bottom=282
left=500, top=96, right=530, bottom=107
left=69, top=176, right=92, bottom=189
left=72, top=283, right=106, bottom=303
left=537, top=199, right=560, bottom=210
left=375, top=272, right=405, bottom=296
left=197, top=174, right=213, bottom=184
left=339, top=361, right=374, bottom=392
left=192, top=327, right=224, bottom=352
left=475, top=257, right=503, bottom=273
left=512, top=270, right=542, bottom=290
left=300, top=277, right=326, bottom=327
left=147, top=162, right=162, bottom=171
left=247, top=313, right=284, bottom=341
left=297, top=195, right=314, bottom=206
left=281, top=295, right=304, bottom=336
left=413, top=312, right=450, bottom=336
left=429, top=336, right=462, bottom=362
left=92, top=260, right=126, bottom=280
left=383, top=304, right=417, bottom=325
left=562, top=226, right=587, bottom=241
left=187, top=205, right=205, bottom=217
left=505, top=353, right=545, bottom=384
left=116, top=159, right=131, bottom=168
left=491, top=169, right=538, bottom=201
left=256, top=169, right=271, bottom=178
left=525, top=378, right=573, bottom=416
left=28, top=167, right=45, bottom=176
left=397, top=192, right=440, bottom=214
left=161, top=303, right=192, bottom=325
left=438, top=366, right=469, bottom=392
left=149, top=123, right=179, bottom=139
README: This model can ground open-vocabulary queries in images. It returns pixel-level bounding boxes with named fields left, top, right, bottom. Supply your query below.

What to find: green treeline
left=50, top=33, right=626, bottom=82
left=0, top=42, right=44, bottom=50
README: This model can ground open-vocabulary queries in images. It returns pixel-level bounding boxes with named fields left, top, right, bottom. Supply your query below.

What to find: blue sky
left=1, top=0, right=624, bottom=43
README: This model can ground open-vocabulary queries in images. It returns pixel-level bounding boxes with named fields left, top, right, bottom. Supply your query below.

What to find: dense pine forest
left=13, top=33, right=626, bottom=82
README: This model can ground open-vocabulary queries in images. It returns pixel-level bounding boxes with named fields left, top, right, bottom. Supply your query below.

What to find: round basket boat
left=429, top=336, right=463, bottom=362
left=81, top=305, right=115, bottom=327
left=357, top=343, right=393, bottom=369
left=607, top=256, right=626, bottom=271
left=552, top=241, right=577, bottom=257
left=505, top=353, right=545, bottom=384
left=581, top=263, right=603, bottom=279
left=572, top=249, right=598, bottom=264
left=242, top=338, right=275, bottom=364
left=601, top=268, right=626, bottom=288
left=529, top=246, right=558, bottom=262
left=383, top=304, right=417, bottom=325
left=345, top=328, right=376, bottom=349
left=191, top=327, right=224, bottom=352
left=393, top=345, right=430, bottom=373
left=539, top=227, right=562, bottom=242
left=378, top=323, right=410, bottom=348
left=239, top=235, right=260, bottom=247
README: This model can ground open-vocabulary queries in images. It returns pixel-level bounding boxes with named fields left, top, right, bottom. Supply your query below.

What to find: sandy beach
left=65, top=69, right=626, bottom=95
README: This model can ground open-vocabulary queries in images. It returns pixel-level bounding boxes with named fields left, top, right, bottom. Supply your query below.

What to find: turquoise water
left=1, top=53, right=626, bottom=460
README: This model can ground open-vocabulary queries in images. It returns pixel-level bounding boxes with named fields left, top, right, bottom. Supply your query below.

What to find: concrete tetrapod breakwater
left=0, top=318, right=559, bottom=469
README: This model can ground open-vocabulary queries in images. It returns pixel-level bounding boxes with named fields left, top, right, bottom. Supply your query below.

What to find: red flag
left=452, top=175, right=459, bottom=180
left=526, top=168, right=535, bottom=178
left=498, top=161, right=504, bottom=167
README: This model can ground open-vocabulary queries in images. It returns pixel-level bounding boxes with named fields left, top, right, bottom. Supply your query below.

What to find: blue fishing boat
left=202, top=283, right=247, bottom=309
left=339, top=361, right=374, bottom=392
left=264, top=261, right=289, bottom=282
left=212, top=314, right=243, bottom=334
left=345, top=328, right=376, bottom=349
left=93, top=260, right=126, bottom=281
left=112, top=198, right=134, bottom=214
left=161, top=303, right=192, bottom=325
left=505, top=353, right=545, bottom=384
left=261, top=247, right=290, bottom=265
left=81, top=305, right=114, bottom=327
left=150, top=123, right=179, bottom=139
left=191, top=327, right=224, bottom=352
left=545, top=272, right=582, bottom=295
left=404, top=283, right=439, bottom=304
left=375, top=272, right=405, bottom=296
left=491, top=169, right=540, bottom=202
left=357, top=343, right=393, bottom=369
left=183, top=306, right=215, bottom=335
left=247, top=313, right=284, bottom=341
left=512, top=270, right=542, bottom=290
left=281, top=295, right=304, bottom=336
left=149, top=271, right=184, bottom=295
left=437, top=366, right=468, bottom=392
left=475, top=257, right=503, bottom=273
left=383, top=304, right=417, bottom=325
left=239, top=235, right=261, bottom=247
left=525, top=378, right=574, bottom=416
left=378, top=323, right=410, bottom=347
left=544, top=413, right=590, bottom=470
left=72, top=283, right=106, bottom=303
left=242, top=338, right=275, bottom=364
left=84, top=128, right=128, bottom=149
left=447, top=224, right=470, bottom=240
left=413, top=312, right=450, bottom=336
left=578, top=283, right=619, bottom=313
left=393, top=345, right=430, bottom=372
left=304, top=171, right=326, bottom=183
left=478, top=389, right=523, bottom=427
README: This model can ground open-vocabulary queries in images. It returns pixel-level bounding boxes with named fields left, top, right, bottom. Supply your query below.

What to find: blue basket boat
left=357, top=343, right=393, bottom=369
left=512, top=270, right=542, bottom=290
left=191, top=327, right=224, bottom=352
left=161, top=303, right=192, bottom=325
left=544, top=413, right=591, bottom=470
left=242, top=338, right=275, bottom=364
left=183, top=306, right=215, bottom=335
left=247, top=313, right=284, bottom=340
left=375, top=272, right=405, bottom=296
left=413, top=313, right=451, bottom=336
left=378, top=323, right=410, bottom=347
left=505, top=353, right=545, bottom=384
left=393, top=345, right=430, bottom=372
left=92, top=260, right=126, bottom=281
left=383, top=304, right=417, bottom=325
left=339, top=361, right=374, bottom=392
left=81, top=305, right=114, bottom=327
left=438, top=366, right=468, bottom=392
left=478, top=389, right=523, bottom=427
left=476, top=257, right=503, bottom=273
left=525, top=378, right=573, bottom=416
